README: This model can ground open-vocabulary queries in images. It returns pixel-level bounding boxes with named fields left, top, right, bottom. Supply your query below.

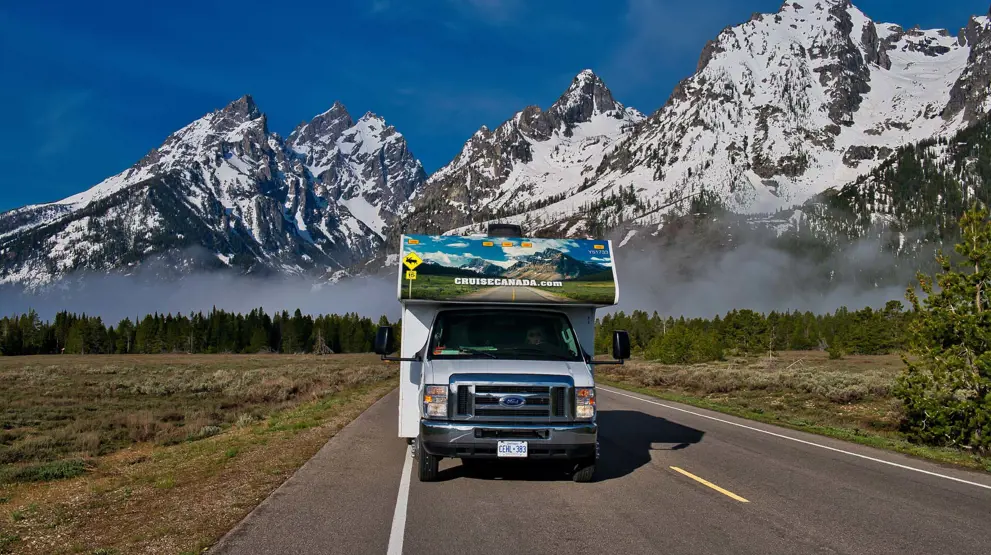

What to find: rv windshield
left=428, top=309, right=583, bottom=361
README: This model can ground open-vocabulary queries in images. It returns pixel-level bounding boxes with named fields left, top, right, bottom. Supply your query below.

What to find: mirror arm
left=380, top=354, right=421, bottom=362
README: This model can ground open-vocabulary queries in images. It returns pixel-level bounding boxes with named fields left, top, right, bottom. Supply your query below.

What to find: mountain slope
left=423, top=1, right=991, bottom=238
left=587, top=1, right=990, bottom=224
left=0, top=96, right=425, bottom=288
left=402, top=69, right=643, bottom=235
left=801, top=113, right=991, bottom=246
left=288, top=104, right=425, bottom=238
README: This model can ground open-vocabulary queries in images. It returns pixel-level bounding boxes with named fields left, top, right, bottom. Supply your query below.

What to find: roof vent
left=487, top=223, right=523, bottom=238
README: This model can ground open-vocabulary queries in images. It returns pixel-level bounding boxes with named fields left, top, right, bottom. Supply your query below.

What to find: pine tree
left=66, top=320, right=88, bottom=354
left=896, top=204, right=991, bottom=453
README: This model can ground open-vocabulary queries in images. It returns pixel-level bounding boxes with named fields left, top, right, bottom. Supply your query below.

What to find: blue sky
left=1, top=0, right=987, bottom=211
left=407, top=235, right=612, bottom=268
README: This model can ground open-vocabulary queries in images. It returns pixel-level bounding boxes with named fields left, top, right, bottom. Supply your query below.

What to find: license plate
left=497, top=441, right=528, bottom=458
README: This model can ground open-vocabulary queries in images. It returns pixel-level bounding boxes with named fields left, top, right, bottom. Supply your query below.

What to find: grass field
left=0, top=354, right=396, bottom=555
left=401, top=274, right=477, bottom=300
left=534, top=280, right=615, bottom=303
left=598, top=350, right=991, bottom=472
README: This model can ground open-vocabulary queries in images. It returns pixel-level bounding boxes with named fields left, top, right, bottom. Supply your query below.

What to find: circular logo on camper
left=499, top=395, right=526, bottom=407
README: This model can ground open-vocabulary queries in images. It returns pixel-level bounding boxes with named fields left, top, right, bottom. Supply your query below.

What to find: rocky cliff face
left=289, top=104, right=425, bottom=238
left=402, top=69, right=643, bottom=235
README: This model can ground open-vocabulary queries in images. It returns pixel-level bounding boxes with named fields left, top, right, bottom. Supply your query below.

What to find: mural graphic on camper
left=398, top=235, right=617, bottom=305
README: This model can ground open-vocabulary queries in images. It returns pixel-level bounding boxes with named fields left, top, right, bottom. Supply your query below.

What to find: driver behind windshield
left=526, top=326, right=549, bottom=347
left=526, top=326, right=551, bottom=349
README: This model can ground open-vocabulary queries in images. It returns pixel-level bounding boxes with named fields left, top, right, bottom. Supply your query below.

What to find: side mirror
left=612, top=330, right=631, bottom=360
left=374, top=326, right=392, bottom=356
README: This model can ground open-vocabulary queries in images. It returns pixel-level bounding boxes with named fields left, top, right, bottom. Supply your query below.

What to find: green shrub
left=896, top=204, right=991, bottom=453
left=644, top=325, right=724, bottom=364
left=0, top=459, right=86, bottom=484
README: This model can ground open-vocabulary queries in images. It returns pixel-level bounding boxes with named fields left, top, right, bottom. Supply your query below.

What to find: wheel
left=572, top=458, right=595, bottom=483
left=416, top=437, right=439, bottom=482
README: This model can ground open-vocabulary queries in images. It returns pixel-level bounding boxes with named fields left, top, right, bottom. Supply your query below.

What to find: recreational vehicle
left=374, top=225, right=629, bottom=482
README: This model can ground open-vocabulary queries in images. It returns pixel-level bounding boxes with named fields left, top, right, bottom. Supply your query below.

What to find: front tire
left=416, top=437, right=439, bottom=482
left=572, top=457, right=595, bottom=483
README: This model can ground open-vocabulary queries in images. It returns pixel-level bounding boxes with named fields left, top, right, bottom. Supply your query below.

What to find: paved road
left=464, top=285, right=569, bottom=303
left=212, top=387, right=991, bottom=555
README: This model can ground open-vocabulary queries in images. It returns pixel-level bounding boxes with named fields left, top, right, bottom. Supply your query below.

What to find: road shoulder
left=210, top=389, right=406, bottom=554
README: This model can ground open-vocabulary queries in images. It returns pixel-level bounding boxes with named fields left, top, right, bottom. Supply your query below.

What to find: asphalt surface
left=465, top=285, right=569, bottom=303
left=212, top=387, right=991, bottom=555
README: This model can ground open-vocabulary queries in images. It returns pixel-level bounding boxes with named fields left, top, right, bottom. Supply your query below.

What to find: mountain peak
left=316, top=100, right=350, bottom=120
left=220, top=94, right=262, bottom=121
left=549, top=69, right=621, bottom=125
left=358, top=111, right=385, bottom=123
left=574, top=68, right=598, bottom=83
left=288, top=101, right=354, bottom=148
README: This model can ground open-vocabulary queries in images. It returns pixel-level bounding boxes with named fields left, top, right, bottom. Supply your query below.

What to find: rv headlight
left=423, top=385, right=448, bottom=418
left=576, top=387, right=595, bottom=419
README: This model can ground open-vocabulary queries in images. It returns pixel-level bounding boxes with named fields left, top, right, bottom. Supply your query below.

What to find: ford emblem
left=500, top=395, right=526, bottom=407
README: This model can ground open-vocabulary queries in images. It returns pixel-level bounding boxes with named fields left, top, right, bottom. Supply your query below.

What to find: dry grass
left=600, top=350, right=991, bottom=471
left=602, top=351, right=904, bottom=431
left=0, top=354, right=397, bottom=554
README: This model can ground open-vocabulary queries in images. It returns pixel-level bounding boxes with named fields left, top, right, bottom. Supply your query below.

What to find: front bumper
left=420, top=420, right=597, bottom=460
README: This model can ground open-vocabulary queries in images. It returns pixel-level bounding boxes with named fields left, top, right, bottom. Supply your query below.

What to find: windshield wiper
left=452, top=348, right=498, bottom=359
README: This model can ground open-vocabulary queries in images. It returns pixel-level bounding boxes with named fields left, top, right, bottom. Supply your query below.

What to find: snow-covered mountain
left=4, top=0, right=991, bottom=289
left=0, top=96, right=425, bottom=288
left=421, top=1, right=991, bottom=237
left=402, top=69, right=644, bottom=235
left=287, top=103, right=424, bottom=238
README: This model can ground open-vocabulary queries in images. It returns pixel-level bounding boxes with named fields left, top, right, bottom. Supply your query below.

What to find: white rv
left=374, top=226, right=629, bottom=482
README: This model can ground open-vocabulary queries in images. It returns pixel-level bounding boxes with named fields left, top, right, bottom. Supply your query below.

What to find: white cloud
left=446, top=241, right=469, bottom=248
left=420, top=250, right=475, bottom=268
left=487, top=258, right=517, bottom=269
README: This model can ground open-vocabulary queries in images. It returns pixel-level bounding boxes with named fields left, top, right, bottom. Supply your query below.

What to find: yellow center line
left=670, top=466, right=749, bottom=503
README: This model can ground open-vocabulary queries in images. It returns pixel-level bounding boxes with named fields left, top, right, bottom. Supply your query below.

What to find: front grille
left=475, top=385, right=548, bottom=394
left=475, top=409, right=549, bottom=418
left=553, top=387, right=566, bottom=417
left=474, top=397, right=549, bottom=406
left=473, top=384, right=552, bottom=419
left=449, top=378, right=573, bottom=422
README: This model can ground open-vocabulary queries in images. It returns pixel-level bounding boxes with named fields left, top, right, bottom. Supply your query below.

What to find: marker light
left=424, top=385, right=448, bottom=418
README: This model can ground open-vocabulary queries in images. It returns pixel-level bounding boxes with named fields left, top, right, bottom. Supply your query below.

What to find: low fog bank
left=2, top=219, right=931, bottom=323
left=611, top=226, right=923, bottom=319
left=0, top=272, right=400, bottom=324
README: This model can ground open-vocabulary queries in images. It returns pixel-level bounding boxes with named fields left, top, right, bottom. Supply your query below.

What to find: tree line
left=594, top=301, right=910, bottom=364
left=0, top=308, right=399, bottom=356
left=3, top=302, right=911, bottom=359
